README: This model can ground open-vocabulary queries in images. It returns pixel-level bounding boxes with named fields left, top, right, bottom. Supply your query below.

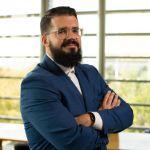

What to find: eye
left=72, top=27, right=79, bottom=34
left=57, top=28, right=67, bottom=34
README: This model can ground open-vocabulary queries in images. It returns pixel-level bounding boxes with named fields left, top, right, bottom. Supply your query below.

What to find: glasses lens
left=57, top=28, right=67, bottom=39
left=55, top=27, right=83, bottom=39
left=72, top=27, right=82, bottom=36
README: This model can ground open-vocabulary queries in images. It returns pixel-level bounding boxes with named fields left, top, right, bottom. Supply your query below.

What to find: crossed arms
left=75, top=91, right=121, bottom=128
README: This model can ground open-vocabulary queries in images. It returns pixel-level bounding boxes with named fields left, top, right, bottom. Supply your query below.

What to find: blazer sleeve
left=21, top=74, right=102, bottom=150
left=90, top=66, right=134, bottom=134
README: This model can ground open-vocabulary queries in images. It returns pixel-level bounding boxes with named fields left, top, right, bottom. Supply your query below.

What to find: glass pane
left=51, top=0, right=98, bottom=11
left=0, top=100, right=21, bottom=121
left=0, top=0, right=41, bottom=15
left=82, top=58, right=98, bottom=69
left=105, top=36, right=150, bottom=57
left=105, top=59, right=150, bottom=80
left=106, top=13, right=150, bottom=33
left=78, top=14, right=98, bottom=34
left=0, top=37, right=40, bottom=56
left=82, top=36, right=98, bottom=57
left=0, top=64, right=34, bottom=78
left=106, top=0, right=150, bottom=10
left=107, top=81, right=150, bottom=128
left=0, top=58, right=39, bottom=70
left=107, top=82, right=150, bottom=103
left=0, top=78, right=21, bottom=98
left=0, top=17, right=40, bottom=35
left=132, top=106, right=150, bottom=127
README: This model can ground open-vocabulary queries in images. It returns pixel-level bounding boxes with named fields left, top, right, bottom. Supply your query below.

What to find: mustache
left=61, top=39, right=79, bottom=48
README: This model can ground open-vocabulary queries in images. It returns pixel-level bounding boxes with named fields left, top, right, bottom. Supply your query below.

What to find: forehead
left=50, top=15, right=79, bottom=28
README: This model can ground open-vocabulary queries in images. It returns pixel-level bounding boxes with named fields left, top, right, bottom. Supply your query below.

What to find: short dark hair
left=40, top=6, right=77, bottom=35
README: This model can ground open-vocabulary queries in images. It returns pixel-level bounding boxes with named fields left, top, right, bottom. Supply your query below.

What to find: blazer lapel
left=75, top=65, right=95, bottom=112
left=63, top=74, right=86, bottom=111
left=40, top=55, right=64, bottom=75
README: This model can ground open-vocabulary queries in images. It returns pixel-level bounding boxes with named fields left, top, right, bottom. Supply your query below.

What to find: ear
left=41, top=35, right=49, bottom=47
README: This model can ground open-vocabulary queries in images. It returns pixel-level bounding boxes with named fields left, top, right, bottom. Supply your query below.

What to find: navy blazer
left=21, top=55, right=133, bottom=150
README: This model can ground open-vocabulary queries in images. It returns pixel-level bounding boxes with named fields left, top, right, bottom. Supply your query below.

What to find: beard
left=49, top=39, right=82, bottom=67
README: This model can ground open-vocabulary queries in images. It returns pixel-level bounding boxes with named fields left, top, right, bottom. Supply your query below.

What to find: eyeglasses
left=49, top=27, right=83, bottom=39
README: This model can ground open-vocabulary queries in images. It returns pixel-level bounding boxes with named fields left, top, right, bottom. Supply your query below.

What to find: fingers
left=116, top=99, right=121, bottom=106
left=103, top=90, right=111, bottom=106
left=99, top=91, right=111, bottom=110
left=111, top=94, right=118, bottom=107
left=106, top=92, right=115, bottom=106
left=99, top=91, right=120, bottom=110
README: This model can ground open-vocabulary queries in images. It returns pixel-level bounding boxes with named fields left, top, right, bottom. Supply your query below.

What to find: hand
left=75, top=113, right=92, bottom=127
left=99, top=91, right=120, bottom=110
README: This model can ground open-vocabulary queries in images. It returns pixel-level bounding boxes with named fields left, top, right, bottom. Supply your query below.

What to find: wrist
left=87, top=112, right=95, bottom=127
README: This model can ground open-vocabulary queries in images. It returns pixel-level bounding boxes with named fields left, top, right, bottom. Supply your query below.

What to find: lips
left=64, top=43, right=78, bottom=48
left=66, top=44, right=77, bottom=47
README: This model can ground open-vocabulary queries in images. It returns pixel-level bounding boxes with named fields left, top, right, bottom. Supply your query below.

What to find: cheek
left=49, top=34, right=62, bottom=47
left=51, top=39, right=62, bottom=48
left=55, top=41, right=62, bottom=48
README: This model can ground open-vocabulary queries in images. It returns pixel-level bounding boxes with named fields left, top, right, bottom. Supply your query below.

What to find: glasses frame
left=48, top=27, right=83, bottom=39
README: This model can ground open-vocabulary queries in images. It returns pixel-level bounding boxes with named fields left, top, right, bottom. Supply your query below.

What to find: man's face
left=46, top=15, right=82, bottom=67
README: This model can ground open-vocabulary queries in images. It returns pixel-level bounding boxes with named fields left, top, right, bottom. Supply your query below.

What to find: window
left=105, top=0, right=150, bottom=132
left=0, top=0, right=149, bottom=132
left=0, top=0, right=41, bottom=122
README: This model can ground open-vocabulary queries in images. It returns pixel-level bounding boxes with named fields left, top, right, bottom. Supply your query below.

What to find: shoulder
left=77, top=64, right=100, bottom=76
left=22, top=65, right=46, bottom=80
left=78, top=63, right=97, bottom=71
left=21, top=64, right=54, bottom=88
left=77, top=64, right=106, bottom=85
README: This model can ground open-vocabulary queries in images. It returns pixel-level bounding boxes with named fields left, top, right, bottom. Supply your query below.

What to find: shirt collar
left=46, top=53, right=75, bottom=75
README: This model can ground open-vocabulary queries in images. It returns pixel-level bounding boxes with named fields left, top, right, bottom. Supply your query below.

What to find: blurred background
left=0, top=0, right=150, bottom=149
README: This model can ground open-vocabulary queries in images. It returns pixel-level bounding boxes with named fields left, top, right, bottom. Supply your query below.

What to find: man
left=20, top=6, right=133, bottom=150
